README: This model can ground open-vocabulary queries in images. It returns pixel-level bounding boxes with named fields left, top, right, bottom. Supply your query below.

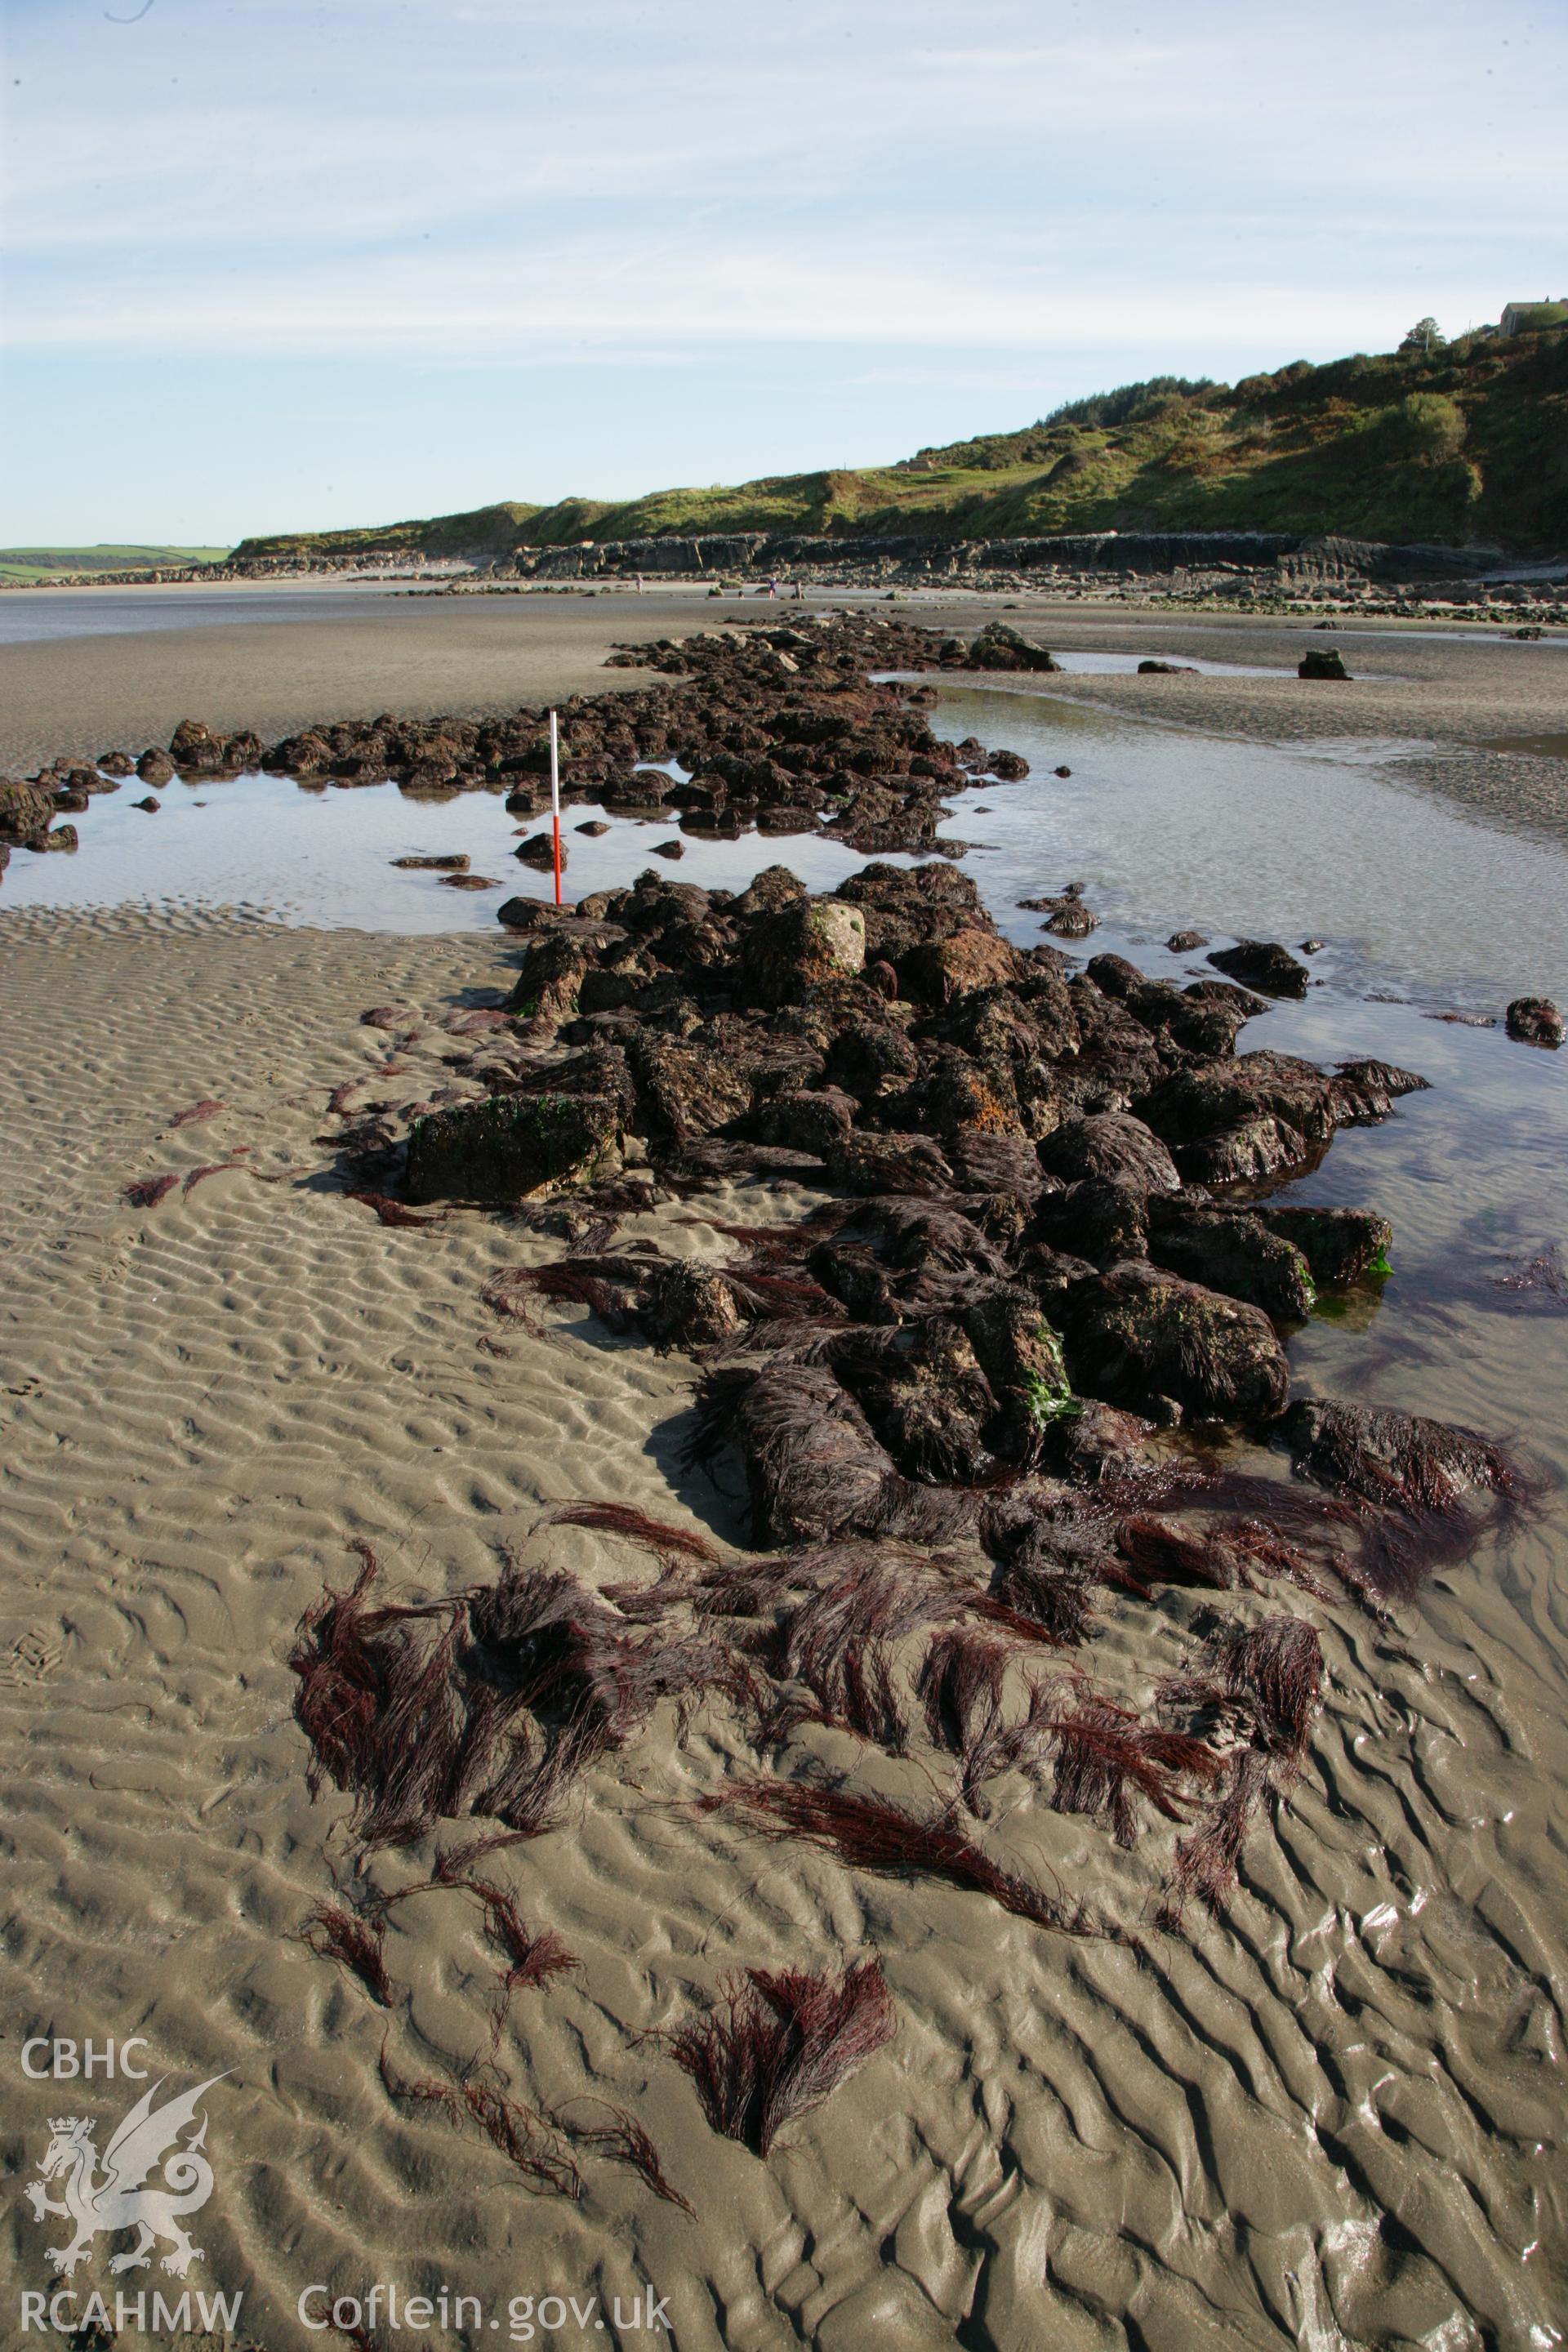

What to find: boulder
left=1298, top=647, right=1351, bottom=680
left=1332, top=1059, right=1429, bottom=1121
left=1167, top=929, right=1209, bottom=952
left=948, top=1125, right=1044, bottom=1200
left=168, top=718, right=229, bottom=773
left=1058, top=1259, right=1290, bottom=1423
left=515, top=831, right=562, bottom=871
left=825, top=1018, right=921, bottom=1100
left=719, top=1363, right=964, bottom=1547
left=627, top=1033, right=754, bottom=1138
left=1505, top=996, right=1563, bottom=1048
left=757, top=1087, right=858, bottom=1156
left=136, top=748, right=176, bottom=786
left=1179, top=1116, right=1310, bottom=1185
left=732, top=863, right=808, bottom=917
left=965, top=621, right=1062, bottom=673
left=405, top=1089, right=622, bottom=1203
left=838, top=1324, right=998, bottom=1484
left=1206, top=940, right=1309, bottom=999
left=505, top=932, right=590, bottom=1023
left=0, top=778, right=56, bottom=846
left=1140, top=1051, right=1342, bottom=1156
left=825, top=1129, right=956, bottom=1196
left=1032, top=1178, right=1150, bottom=1267
left=1279, top=1398, right=1509, bottom=1512
left=901, top=926, right=1023, bottom=1006
left=1254, top=1204, right=1391, bottom=1286
left=741, top=897, right=866, bottom=1007
left=643, top=1260, right=746, bottom=1351
left=1147, top=1200, right=1316, bottom=1320
left=1037, top=1111, right=1180, bottom=1194
left=960, top=1285, right=1075, bottom=1458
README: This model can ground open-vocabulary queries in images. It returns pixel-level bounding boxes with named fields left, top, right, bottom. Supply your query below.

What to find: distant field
left=0, top=545, right=231, bottom=584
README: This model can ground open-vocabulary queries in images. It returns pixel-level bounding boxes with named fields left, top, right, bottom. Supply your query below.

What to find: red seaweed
left=657, top=1959, right=895, bottom=2155
left=296, top=1900, right=394, bottom=2006
left=123, top=1172, right=180, bottom=1208
left=701, top=1776, right=1136, bottom=1946
left=346, top=1189, right=447, bottom=1229
left=557, top=2099, right=696, bottom=2215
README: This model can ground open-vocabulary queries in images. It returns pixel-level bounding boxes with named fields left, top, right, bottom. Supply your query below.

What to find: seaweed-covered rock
left=406, top=1089, right=622, bottom=1203
left=1147, top=1200, right=1316, bottom=1321
left=837, top=1323, right=998, bottom=1484
left=1331, top=1059, right=1429, bottom=1122
left=826, top=1129, right=956, bottom=1196
left=714, top=1363, right=968, bottom=1546
left=1298, top=647, right=1351, bottom=680
left=902, top=927, right=1023, bottom=1008
left=1179, top=1116, right=1311, bottom=1186
left=168, top=718, right=231, bottom=773
left=136, top=748, right=176, bottom=787
left=1254, top=1205, right=1392, bottom=1286
left=741, top=897, right=866, bottom=1007
left=0, top=778, right=56, bottom=846
left=958, top=1284, right=1075, bottom=1459
left=1038, top=1111, right=1180, bottom=1195
left=1058, top=1260, right=1290, bottom=1423
left=628, top=1034, right=754, bottom=1138
left=1279, top=1398, right=1510, bottom=1512
left=824, top=1018, right=922, bottom=1102
left=505, top=933, right=590, bottom=1023
left=1032, top=1178, right=1150, bottom=1268
left=1140, top=1051, right=1342, bottom=1156
left=835, top=1196, right=1004, bottom=1280
left=756, top=1087, right=858, bottom=1156
left=948, top=1125, right=1045, bottom=1200
left=875, top=1049, right=1022, bottom=1143
left=643, top=1260, right=747, bottom=1351
left=1504, top=996, right=1563, bottom=1049
left=1036, top=1398, right=1155, bottom=1485
left=1206, top=941, right=1310, bottom=1000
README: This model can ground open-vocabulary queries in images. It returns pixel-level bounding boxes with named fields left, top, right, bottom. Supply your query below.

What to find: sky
left=2, top=0, right=1565, bottom=546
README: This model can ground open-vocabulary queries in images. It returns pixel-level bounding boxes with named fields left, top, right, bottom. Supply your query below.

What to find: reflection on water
left=933, top=685, right=1568, bottom=1009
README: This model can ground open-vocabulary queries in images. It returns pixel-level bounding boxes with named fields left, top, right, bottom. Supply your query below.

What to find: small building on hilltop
left=1499, top=299, right=1568, bottom=336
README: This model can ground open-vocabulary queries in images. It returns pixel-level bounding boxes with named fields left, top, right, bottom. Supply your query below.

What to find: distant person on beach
left=768, top=577, right=778, bottom=598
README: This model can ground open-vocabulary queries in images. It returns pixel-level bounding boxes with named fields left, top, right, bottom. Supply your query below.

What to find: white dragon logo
left=24, top=2075, right=227, bottom=2278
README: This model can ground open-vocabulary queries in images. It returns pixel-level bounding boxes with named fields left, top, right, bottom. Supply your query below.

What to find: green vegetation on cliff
left=0, top=543, right=229, bottom=583
left=230, top=325, right=1568, bottom=567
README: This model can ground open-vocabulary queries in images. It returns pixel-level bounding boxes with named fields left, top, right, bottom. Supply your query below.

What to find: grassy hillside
left=230, top=326, right=1568, bottom=567
left=228, top=502, right=541, bottom=568
left=0, top=544, right=229, bottom=583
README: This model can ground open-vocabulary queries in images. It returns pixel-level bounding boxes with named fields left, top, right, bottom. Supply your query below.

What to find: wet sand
left=3, top=582, right=1566, bottom=844
left=2, top=895, right=1565, bottom=2349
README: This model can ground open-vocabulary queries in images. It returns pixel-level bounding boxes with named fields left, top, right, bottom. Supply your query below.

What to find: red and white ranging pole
left=549, top=708, right=563, bottom=906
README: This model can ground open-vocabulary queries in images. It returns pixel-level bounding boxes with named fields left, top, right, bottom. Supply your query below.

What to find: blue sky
left=2, top=0, right=1564, bottom=546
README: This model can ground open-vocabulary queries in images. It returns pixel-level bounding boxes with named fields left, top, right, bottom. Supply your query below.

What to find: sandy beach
left=2, top=603, right=1566, bottom=2350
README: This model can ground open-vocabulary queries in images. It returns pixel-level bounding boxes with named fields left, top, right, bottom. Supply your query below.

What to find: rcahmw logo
left=17, top=2038, right=243, bottom=2336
